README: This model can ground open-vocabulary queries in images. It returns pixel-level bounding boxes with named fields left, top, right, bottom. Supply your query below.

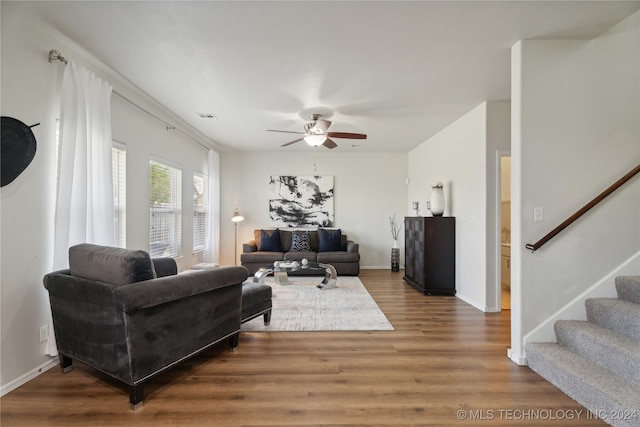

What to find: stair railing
left=525, top=164, right=640, bottom=252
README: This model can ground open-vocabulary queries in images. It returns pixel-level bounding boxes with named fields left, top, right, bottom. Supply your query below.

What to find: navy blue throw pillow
left=259, top=229, right=283, bottom=252
left=318, top=228, right=343, bottom=252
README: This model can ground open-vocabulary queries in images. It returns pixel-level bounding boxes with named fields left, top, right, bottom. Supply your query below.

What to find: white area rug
left=241, top=276, right=394, bottom=332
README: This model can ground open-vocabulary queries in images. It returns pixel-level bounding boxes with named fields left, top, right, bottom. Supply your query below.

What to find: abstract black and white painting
left=269, top=176, right=334, bottom=227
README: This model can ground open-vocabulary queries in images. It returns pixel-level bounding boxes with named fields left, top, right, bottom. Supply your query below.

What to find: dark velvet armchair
left=43, top=244, right=248, bottom=410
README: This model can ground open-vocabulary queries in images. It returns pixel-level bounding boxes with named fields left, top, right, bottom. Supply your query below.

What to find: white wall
left=510, top=11, right=640, bottom=363
left=1, top=5, right=60, bottom=394
left=219, top=151, right=408, bottom=268
left=1, top=5, right=215, bottom=392
left=408, top=101, right=510, bottom=311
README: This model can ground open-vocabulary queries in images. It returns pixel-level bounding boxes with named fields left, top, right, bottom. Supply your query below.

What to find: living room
left=1, top=1, right=639, bottom=420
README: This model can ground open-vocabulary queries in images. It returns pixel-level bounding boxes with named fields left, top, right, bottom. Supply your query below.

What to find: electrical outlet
left=39, top=325, right=48, bottom=342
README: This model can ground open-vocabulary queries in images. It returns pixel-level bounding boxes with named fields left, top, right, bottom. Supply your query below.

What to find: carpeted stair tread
left=586, top=298, right=640, bottom=342
left=616, top=276, right=640, bottom=304
left=526, top=342, right=640, bottom=427
left=555, top=320, right=640, bottom=389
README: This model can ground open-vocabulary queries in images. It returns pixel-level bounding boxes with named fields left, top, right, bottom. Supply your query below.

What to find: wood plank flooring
left=1, top=270, right=605, bottom=426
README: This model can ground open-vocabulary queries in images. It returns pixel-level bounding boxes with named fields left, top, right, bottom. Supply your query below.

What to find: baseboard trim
left=508, top=348, right=528, bottom=366
left=454, top=292, right=485, bottom=312
left=360, top=266, right=404, bottom=270
left=0, top=357, right=59, bottom=397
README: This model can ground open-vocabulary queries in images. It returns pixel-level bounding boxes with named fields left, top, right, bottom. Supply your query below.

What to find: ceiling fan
left=266, top=114, right=367, bottom=149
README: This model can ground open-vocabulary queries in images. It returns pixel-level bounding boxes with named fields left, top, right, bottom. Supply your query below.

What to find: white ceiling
left=12, top=1, right=640, bottom=153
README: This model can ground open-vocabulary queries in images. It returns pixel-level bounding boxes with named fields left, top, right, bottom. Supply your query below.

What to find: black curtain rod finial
left=48, top=49, right=68, bottom=64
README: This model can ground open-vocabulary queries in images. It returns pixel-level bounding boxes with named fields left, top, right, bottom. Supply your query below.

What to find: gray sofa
left=43, top=243, right=248, bottom=410
left=241, top=228, right=360, bottom=276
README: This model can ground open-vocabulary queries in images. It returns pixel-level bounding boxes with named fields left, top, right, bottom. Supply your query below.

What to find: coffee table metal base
left=253, top=263, right=337, bottom=290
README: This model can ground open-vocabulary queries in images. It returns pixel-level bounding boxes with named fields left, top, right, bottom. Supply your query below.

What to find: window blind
left=149, top=159, right=182, bottom=258
left=112, top=143, right=126, bottom=247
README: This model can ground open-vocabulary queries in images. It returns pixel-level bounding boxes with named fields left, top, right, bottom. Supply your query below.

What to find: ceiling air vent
left=197, top=112, right=217, bottom=120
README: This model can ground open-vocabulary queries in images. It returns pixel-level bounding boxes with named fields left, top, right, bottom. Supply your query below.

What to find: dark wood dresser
left=403, top=216, right=456, bottom=295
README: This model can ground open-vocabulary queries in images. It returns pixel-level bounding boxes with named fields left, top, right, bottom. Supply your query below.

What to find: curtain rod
left=48, top=49, right=211, bottom=152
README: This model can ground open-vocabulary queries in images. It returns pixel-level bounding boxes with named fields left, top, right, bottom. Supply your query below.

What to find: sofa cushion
left=308, top=230, right=320, bottom=251
left=258, top=229, right=283, bottom=252
left=279, top=230, right=293, bottom=251
left=290, top=230, right=312, bottom=251
left=317, top=251, right=360, bottom=263
left=241, top=281, right=272, bottom=310
left=69, top=243, right=156, bottom=286
left=318, top=228, right=343, bottom=252
left=241, top=251, right=285, bottom=264
left=152, top=257, right=178, bottom=278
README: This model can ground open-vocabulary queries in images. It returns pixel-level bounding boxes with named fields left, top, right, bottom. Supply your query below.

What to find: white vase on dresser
left=429, top=182, right=445, bottom=216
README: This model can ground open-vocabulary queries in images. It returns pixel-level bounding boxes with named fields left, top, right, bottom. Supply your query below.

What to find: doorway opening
left=499, top=154, right=511, bottom=310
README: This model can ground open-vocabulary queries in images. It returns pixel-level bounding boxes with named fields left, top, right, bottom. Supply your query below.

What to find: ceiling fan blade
left=267, top=129, right=305, bottom=135
left=281, top=137, right=304, bottom=147
left=322, top=138, right=338, bottom=149
left=326, top=132, right=367, bottom=139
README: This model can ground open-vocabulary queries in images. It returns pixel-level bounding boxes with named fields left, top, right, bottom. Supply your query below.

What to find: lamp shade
left=304, top=134, right=327, bottom=146
left=231, top=209, right=244, bottom=222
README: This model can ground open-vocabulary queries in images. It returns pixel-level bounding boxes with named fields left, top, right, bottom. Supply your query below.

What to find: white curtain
left=48, top=62, right=114, bottom=356
left=205, top=149, right=221, bottom=263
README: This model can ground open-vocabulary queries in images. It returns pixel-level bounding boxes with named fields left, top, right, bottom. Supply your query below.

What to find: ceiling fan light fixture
left=304, top=134, right=327, bottom=146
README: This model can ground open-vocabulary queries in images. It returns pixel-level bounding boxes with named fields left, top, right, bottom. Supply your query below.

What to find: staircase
left=526, top=276, right=640, bottom=427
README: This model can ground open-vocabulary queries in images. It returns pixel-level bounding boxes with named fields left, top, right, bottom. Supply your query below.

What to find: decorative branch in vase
left=389, top=214, right=402, bottom=248
left=389, top=214, right=402, bottom=272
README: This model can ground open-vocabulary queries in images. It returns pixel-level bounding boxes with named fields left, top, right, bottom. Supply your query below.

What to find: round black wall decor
left=1, top=116, right=38, bottom=187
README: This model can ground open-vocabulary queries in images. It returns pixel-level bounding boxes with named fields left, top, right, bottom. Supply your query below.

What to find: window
left=112, top=143, right=126, bottom=247
left=149, top=159, right=182, bottom=257
left=193, top=172, right=207, bottom=252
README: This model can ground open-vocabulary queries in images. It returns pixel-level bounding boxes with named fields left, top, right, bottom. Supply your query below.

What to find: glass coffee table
left=253, top=260, right=337, bottom=289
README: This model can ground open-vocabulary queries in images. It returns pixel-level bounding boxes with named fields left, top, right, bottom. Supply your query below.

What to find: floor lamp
left=231, top=209, right=244, bottom=265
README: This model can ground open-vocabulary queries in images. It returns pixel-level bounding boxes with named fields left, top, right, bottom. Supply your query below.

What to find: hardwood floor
left=1, top=270, right=605, bottom=426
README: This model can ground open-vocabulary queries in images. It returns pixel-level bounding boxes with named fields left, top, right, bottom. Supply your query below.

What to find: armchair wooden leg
left=129, top=383, right=144, bottom=411
left=229, top=332, right=239, bottom=352
left=60, top=354, right=73, bottom=373
left=263, top=310, right=271, bottom=326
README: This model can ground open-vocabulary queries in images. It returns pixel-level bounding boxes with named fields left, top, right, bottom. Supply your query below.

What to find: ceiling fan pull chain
left=313, top=147, right=318, bottom=173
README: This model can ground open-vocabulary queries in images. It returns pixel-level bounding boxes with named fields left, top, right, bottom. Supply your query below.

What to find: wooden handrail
left=525, top=163, right=640, bottom=252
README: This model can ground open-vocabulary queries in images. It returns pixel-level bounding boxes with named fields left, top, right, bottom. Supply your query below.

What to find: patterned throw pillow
left=290, top=231, right=312, bottom=252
